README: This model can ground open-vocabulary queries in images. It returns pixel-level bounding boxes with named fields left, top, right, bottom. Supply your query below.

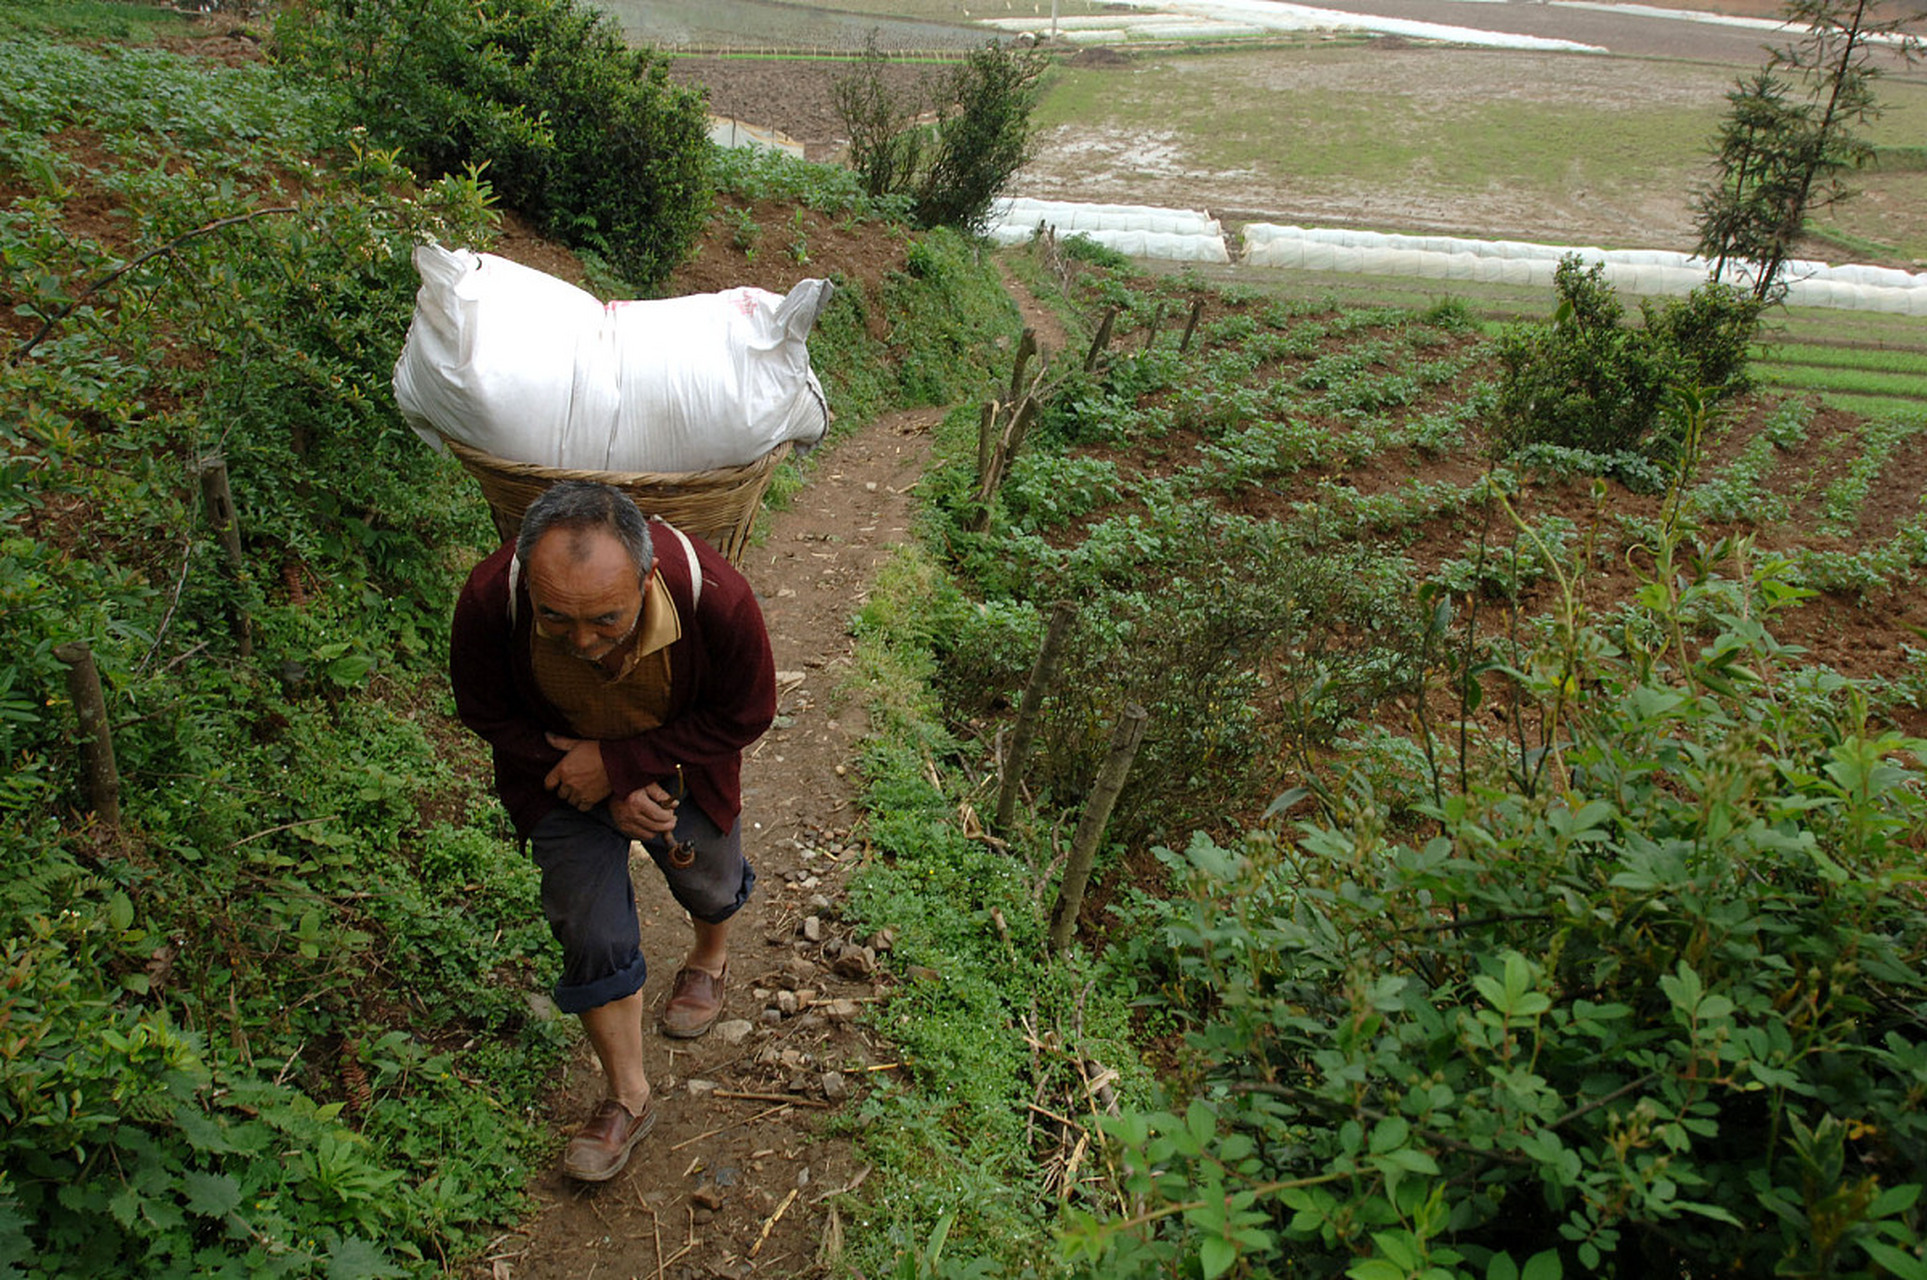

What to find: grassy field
left=1025, top=45, right=1927, bottom=261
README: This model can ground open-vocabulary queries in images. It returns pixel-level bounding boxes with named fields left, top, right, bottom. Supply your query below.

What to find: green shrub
left=834, top=37, right=1047, bottom=234
left=1073, top=555, right=1927, bottom=1280
left=1492, top=257, right=1760, bottom=461
left=275, top=0, right=711, bottom=288
left=1058, top=234, right=1133, bottom=270
left=1025, top=506, right=1423, bottom=847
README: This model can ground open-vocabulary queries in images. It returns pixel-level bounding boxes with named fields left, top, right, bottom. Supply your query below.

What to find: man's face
left=525, top=527, right=649, bottom=663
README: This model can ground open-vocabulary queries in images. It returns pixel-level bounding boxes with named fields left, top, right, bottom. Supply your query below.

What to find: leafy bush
left=0, top=36, right=568, bottom=1277
left=1073, top=551, right=1927, bottom=1280
left=834, top=37, right=1048, bottom=234
left=275, top=0, right=711, bottom=288
left=1492, top=257, right=1761, bottom=460
left=1025, top=505, right=1423, bottom=847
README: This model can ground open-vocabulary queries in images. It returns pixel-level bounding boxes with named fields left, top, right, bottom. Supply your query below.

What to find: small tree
left=832, top=34, right=926, bottom=205
left=1695, top=0, right=1925, bottom=302
left=1493, top=256, right=1761, bottom=461
left=833, top=36, right=1048, bottom=234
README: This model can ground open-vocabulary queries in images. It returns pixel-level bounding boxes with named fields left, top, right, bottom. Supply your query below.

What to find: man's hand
left=544, top=733, right=612, bottom=810
left=609, top=783, right=679, bottom=840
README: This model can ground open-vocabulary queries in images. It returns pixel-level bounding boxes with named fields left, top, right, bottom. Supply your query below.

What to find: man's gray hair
left=517, top=481, right=654, bottom=578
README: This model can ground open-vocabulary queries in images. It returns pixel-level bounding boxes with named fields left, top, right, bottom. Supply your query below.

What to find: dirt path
left=476, top=408, right=942, bottom=1280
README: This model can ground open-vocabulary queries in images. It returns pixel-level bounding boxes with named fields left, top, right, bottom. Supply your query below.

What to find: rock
left=906, top=965, right=941, bottom=984
left=824, top=998, right=861, bottom=1021
left=777, top=990, right=799, bottom=1016
left=867, top=927, right=898, bottom=954
left=788, top=1073, right=812, bottom=1094
left=801, top=915, right=823, bottom=943
left=686, top=1078, right=720, bottom=1097
left=691, top=1186, right=725, bottom=1210
left=794, top=987, right=818, bottom=1009
left=713, top=1019, right=755, bottom=1046
left=809, top=893, right=833, bottom=911
left=821, top=1071, right=851, bottom=1102
left=762, top=1007, right=783, bottom=1024
left=833, top=946, right=876, bottom=979
left=525, top=993, right=559, bottom=1022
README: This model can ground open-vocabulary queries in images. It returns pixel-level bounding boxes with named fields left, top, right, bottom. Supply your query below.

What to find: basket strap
left=507, top=554, right=522, bottom=628
left=661, top=522, right=702, bottom=612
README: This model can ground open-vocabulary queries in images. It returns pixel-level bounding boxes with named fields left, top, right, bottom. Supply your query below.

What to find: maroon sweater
left=449, top=524, right=776, bottom=837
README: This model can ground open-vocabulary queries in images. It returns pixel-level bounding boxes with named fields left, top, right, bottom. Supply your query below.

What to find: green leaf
left=181, top=1170, right=242, bottom=1218
left=326, top=1235, right=405, bottom=1280
left=109, top=892, right=135, bottom=932
left=1521, top=1249, right=1564, bottom=1280
left=1376, top=1147, right=1440, bottom=1176
left=1869, top=1183, right=1922, bottom=1218
left=1348, top=1261, right=1408, bottom=1280
left=1200, top=1235, right=1236, bottom=1280
left=1862, top=1241, right=1927, bottom=1280
left=1369, top=1116, right=1411, bottom=1154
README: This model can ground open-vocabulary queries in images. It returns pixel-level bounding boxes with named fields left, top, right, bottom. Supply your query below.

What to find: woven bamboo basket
left=441, top=435, right=791, bottom=568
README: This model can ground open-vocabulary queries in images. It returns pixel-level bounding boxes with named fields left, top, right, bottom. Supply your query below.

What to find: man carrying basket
left=450, top=480, right=776, bottom=1182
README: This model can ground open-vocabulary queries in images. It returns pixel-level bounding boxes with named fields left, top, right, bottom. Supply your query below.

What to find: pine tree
left=1694, top=0, right=1923, bottom=302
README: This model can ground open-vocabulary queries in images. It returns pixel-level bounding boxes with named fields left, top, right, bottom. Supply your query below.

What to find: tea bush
left=1073, top=549, right=1927, bottom=1280
left=1493, top=257, right=1762, bottom=460
left=275, top=0, right=711, bottom=289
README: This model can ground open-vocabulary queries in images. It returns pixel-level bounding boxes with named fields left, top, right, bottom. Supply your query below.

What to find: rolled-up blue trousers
left=526, top=800, right=754, bottom=1015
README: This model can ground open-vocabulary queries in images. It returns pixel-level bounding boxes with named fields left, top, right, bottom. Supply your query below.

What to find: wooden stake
left=54, top=642, right=121, bottom=830
left=996, top=600, right=1077, bottom=831
left=1001, top=396, right=1040, bottom=477
left=975, top=400, right=1000, bottom=494
left=198, top=455, right=252, bottom=657
left=1083, top=307, right=1116, bottom=373
left=1142, top=301, right=1165, bottom=351
left=1009, top=327, right=1037, bottom=404
left=1179, top=297, right=1205, bottom=354
left=1048, top=703, right=1148, bottom=953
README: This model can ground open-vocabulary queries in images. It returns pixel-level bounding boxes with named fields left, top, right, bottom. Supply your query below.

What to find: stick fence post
left=1083, top=307, right=1117, bottom=373
left=199, top=455, right=253, bottom=657
left=995, top=600, right=1077, bottom=831
left=54, top=642, right=121, bottom=830
left=1009, top=327, right=1037, bottom=404
left=1047, top=702, right=1148, bottom=954
left=1179, top=297, right=1205, bottom=354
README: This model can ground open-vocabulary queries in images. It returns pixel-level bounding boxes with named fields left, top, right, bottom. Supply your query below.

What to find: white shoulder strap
left=664, top=523, right=702, bottom=611
left=507, top=553, right=521, bottom=627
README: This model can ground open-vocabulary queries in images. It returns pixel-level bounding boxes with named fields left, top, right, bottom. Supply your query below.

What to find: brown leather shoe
left=562, top=1097, right=656, bottom=1182
left=660, top=964, right=726, bottom=1039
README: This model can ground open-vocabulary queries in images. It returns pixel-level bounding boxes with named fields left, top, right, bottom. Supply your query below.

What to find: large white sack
left=393, top=244, right=831, bottom=474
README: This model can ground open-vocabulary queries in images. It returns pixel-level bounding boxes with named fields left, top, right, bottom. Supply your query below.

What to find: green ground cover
left=0, top=13, right=1025, bottom=1275
left=843, top=239, right=1927, bottom=1278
